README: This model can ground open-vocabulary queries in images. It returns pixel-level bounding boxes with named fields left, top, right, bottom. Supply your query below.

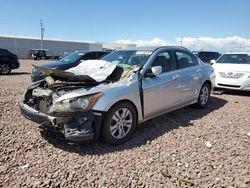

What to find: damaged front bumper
left=20, top=97, right=104, bottom=142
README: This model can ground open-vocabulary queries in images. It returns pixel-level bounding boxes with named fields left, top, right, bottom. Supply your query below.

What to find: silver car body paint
left=54, top=46, right=214, bottom=123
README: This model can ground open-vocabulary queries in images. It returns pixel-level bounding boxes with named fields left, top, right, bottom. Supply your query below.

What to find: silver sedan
left=20, top=46, right=214, bottom=145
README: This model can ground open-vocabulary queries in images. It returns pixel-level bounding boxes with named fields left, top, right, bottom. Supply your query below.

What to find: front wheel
left=0, top=63, right=11, bottom=75
left=194, top=83, right=211, bottom=108
left=101, top=102, right=137, bottom=145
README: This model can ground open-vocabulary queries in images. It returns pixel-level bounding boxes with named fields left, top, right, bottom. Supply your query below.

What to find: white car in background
left=211, top=52, right=250, bottom=91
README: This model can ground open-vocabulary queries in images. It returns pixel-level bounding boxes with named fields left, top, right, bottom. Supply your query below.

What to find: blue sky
left=0, top=0, right=250, bottom=43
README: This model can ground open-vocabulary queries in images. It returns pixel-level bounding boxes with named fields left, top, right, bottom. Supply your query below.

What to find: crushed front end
left=20, top=79, right=104, bottom=142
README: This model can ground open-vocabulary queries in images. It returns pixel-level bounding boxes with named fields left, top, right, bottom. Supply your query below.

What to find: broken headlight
left=49, top=93, right=102, bottom=113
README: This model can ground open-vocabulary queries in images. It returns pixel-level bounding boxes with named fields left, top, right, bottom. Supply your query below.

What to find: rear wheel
left=195, top=83, right=211, bottom=108
left=0, top=63, right=11, bottom=75
left=101, top=102, right=137, bottom=145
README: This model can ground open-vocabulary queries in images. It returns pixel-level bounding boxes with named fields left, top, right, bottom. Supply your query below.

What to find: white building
left=0, top=35, right=135, bottom=58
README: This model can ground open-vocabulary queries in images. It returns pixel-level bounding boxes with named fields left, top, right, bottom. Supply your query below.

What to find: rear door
left=174, top=50, right=202, bottom=103
left=142, top=50, right=181, bottom=119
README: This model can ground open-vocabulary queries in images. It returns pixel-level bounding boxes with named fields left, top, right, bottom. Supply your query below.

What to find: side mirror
left=151, top=66, right=162, bottom=76
left=146, top=66, right=162, bottom=77
left=210, top=60, right=216, bottom=65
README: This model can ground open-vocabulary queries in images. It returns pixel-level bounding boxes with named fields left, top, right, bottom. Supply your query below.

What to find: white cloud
left=116, top=37, right=171, bottom=47
left=178, top=36, right=250, bottom=52
left=116, top=36, right=250, bottom=53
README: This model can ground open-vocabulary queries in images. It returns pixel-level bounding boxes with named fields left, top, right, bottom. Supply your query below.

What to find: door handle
left=173, top=74, right=180, bottom=80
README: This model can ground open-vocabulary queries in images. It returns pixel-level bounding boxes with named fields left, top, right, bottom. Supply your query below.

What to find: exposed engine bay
left=22, top=77, right=102, bottom=142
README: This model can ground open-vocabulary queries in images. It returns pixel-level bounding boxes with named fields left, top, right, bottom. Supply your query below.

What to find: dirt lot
left=0, top=60, right=249, bottom=187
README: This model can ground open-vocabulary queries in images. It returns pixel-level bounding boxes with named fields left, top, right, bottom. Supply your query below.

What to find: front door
left=142, top=51, right=181, bottom=119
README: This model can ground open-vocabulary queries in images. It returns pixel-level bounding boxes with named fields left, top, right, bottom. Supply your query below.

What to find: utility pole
left=14, top=35, right=17, bottom=54
left=40, top=19, right=45, bottom=49
left=179, top=36, right=184, bottom=47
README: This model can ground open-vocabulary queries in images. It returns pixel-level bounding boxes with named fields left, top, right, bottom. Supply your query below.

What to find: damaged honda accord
left=20, top=46, right=214, bottom=145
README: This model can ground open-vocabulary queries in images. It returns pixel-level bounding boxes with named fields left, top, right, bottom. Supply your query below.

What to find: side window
left=96, top=52, right=106, bottom=59
left=0, top=50, right=8, bottom=56
left=210, top=52, right=220, bottom=60
left=82, top=52, right=96, bottom=60
left=175, top=51, right=197, bottom=69
left=207, top=52, right=214, bottom=60
left=199, top=52, right=207, bottom=61
left=151, top=51, right=175, bottom=73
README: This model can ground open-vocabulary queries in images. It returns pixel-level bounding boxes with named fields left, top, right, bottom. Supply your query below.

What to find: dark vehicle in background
left=30, top=49, right=61, bottom=60
left=31, top=51, right=110, bottom=82
left=0, top=48, right=20, bottom=75
left=193, top=51, right=221, bottom=64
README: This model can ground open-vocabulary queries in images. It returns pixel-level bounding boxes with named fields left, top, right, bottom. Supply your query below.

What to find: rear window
left=0, top=49, right=12, bottom=56
left=217, top=54, right=250, bottom=64
left=60, top=52, right=84, bottom=63
left=207, top=52, right=220, bottom=59
left=82, top=52, right=96, bottom=60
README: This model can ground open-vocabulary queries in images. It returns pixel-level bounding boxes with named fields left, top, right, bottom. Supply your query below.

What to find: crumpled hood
left=33, top=65, right=97, bottom=83
left=213, top=63, right=250, bottom=73
left=67, top=60, right=118, bottom=82
left=33, top=60, right=121, bottom=83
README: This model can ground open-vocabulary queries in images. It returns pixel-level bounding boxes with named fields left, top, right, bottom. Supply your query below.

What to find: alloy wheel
left=0, top=64, right=11, bottom=74
left=200, top=85, right=209, bottom=105
left=109, top=108, right=133, bottom=139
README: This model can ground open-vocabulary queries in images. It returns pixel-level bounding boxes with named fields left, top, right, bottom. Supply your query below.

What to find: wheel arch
left=105, top=99, right=139, bottom=125
left=203, top=80, right=212, bottom=90
left=96, top=99, right=139, bottom=143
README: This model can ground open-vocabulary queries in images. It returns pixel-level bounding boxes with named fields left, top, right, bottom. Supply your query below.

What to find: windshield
left=101, top=50, right=153, bottom=69
left=217, top=54, right=250, bottom=64
left=60, top=52, right=85, bottom=64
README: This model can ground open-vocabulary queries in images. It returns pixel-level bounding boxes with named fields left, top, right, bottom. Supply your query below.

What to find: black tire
left=194, top=82, right=211, bottom=108
left=0, top=63, right=11, bottom=75
left=101, top=102, right=137, bottom=145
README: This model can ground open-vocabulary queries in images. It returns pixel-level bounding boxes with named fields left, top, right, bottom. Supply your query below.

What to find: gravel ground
left=0, top=60, right=249, bottom=187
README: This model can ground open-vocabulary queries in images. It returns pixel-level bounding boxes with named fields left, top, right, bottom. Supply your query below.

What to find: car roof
left=75, top=51, right=109, bottom=53
left=0, top=48, right=9, bottom=51
left=225, top=52, right=250, bottom=55
left=118, top=46, right=190, bottom=52
left=192, top=51, right=220, bottom=53
left=30, top=49, right=49, bottom=51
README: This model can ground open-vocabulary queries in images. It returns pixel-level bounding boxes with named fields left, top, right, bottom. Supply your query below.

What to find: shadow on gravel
left=40, top=96, right=228, bottom=155
left=0, top=72, right=30, bottom=76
